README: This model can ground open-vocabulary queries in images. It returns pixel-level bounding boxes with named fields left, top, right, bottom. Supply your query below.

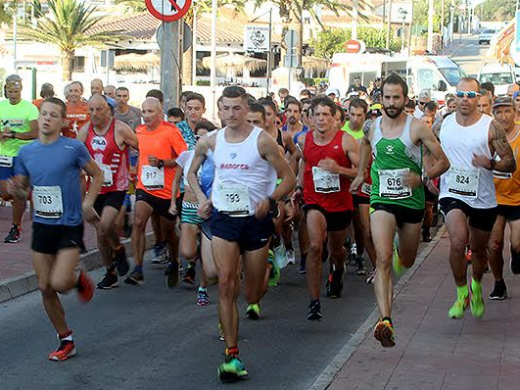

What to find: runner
left=32, top=83, right=55, bottom=109
left=187, top=86, right=295, bottom=381
left=283, top=99, right=309, bottom=144
left=487, top=97, right=520, bottom=300
left=124, top=97, right=187, bottom=286
left=0, top=74, right=39, bottom=243
left=413, top=89, right=431, bottom=119
left=77, top=95, right=138, bottom=289
left=477, top=93, right=493, bottom=116
left=91, top=78, right=104, bottom=96
left=176, top=92, right=204, bottom=150
left=293, top=95, right=359, bottom=320
left=114, top=87, right=142, bottom=131
left=167, top=108, right=185, bottom=125
left=439, top=78, right=515, bottom=320
left=63, top=81, right=90, bottom=138
left=10, top=97, right=102, bottom=361
left=104, top=85, right=116, bottom=99
left=351, top=73, right=450, bottom=347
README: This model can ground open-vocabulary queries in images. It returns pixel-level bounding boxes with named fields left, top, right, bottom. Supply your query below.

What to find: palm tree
left=17, top=0, right=124, bottom=81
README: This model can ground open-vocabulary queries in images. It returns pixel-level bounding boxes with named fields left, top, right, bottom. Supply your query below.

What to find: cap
left=106, top=97, right=117, bottom=109
left=513, top=91, right=520, bottom=100
left=418, top=89, right=431, bottom=99
left=326, top=88, right=340, bottom=97
left=5, top=74, right=22, bottom=88
left=492, top=96, right=514, bottom=108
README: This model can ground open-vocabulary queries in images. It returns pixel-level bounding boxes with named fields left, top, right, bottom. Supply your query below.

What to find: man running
left=488, top=97, right=520, bottom=300
left=440, top=79, right=515, bottom=320
left=188, top=86, right=295, bottom=381
left=77, top=95, right=138, bottom=289
left=104, top=85, right=116, bottom=99
left=125, top=97, right=187, bottom=286
left=91, top=78, right=104, bottom=97
left=176, top=92, right=204, bottom=150
left=0, top=74, right=39, bottom=243
left=63, top=81, right=89, bottom=138
left=10, top=97, right=102, bottom=361
left=352, top=73, right=450, bottom=347
left=283, top=99, right=308, bottom=144
left=294, top=95, right=359, bottom=320
left=114, top=87, right=142, bottom=132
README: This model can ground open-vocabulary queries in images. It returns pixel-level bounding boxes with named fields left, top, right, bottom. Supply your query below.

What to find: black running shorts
left=32, top=222, right=85, bottom=255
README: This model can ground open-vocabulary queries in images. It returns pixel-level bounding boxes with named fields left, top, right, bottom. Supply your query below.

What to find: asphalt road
left=450, top=34, right=493, bottom=77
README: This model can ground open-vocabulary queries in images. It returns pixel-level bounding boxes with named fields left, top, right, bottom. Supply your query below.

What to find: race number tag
left=361, top=182, right=372, bottom=196
left=0, top=155, right=13, bottom=168
left=141, top=165, right=164, bottom=190
left=379, top=168, right=412, bottom=199
left=101, top=164, right=113, bottom=187
left=447, top=166, right=479, bottom=198
left=217, top=184, right=251, bottom=216
left=312, top=167, right=340, bottom=193
left=33, top=186, right=63, bottom=218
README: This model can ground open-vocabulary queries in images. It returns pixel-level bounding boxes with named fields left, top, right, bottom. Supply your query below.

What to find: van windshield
left=439, top=67, right=467, bottom=86
left=479, top=72, right=513, bottom=85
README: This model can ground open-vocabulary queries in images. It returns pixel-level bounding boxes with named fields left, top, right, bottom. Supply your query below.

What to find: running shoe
left=218, top=356, right=248, bottom=382
left=354, top=255, right=367, bottom=276
left=510, top=248, right=520, bottom=275
left=373, top=318, right=396, bottom=348
left=151, top=242, right=167, bottom=264
left=365, top=269, right=377, bottom=284
left=299, top=257, right=307, bottom=274
left=448, top=287, right=469, bottom=319
left=307, top=299, right=322, bottom=321
left=422, top=229, right=432, bottom=242
left=96, top=272, right=118, bottom=290
left=470, top=280, right=485, bottom=319
left=489, top=280, right=507, bottom=301
left=124, top=269, right=144, bottom=286
left=286, top=249, right=296, bottom=265
left=165, top=261, right=179, bottom=288
left=196, top=288, right=210, bottom=306
left=49, top=340, right=76, bottom=362
left=4, top=224, right=21, bottom=243
left=77, top=271, right=95, bottom=303
left=113, top=245, right=129, bottom=276
left=326, top=267, right=344, bottom=299
left=218, top=323, right=225, bottom=341
left=182, top=263, right=196, bottom=285
left=392, top=235, right=406, bottom=277
left=246, top=303, right=260, bottom=320
left=267, top=250, right=280, bottom=287
left=274, top=243, right=288, bottom=269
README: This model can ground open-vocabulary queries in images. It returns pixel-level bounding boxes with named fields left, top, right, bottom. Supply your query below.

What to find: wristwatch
left=268, top=197, right=280, bottom=218
left=158, top=159, right=165, bottom=169
left=422, top=175, right=430, bottom=186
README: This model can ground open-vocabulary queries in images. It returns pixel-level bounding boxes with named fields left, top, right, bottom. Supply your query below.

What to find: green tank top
left=341, top=122, right=364, bottom=141
left=370, top=115, right=425, bottom=210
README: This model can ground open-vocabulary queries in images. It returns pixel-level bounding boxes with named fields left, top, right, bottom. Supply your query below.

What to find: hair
left=5, top=74, right=22, bottom=85
left=349, top=98, right=368, bottom=113
left=381, top=73, right=408, bottom=97
left=285, top=98, right=302, bottom=112
left=180, top=90, right=193, bottom=100
left=310, top=95, right=337, bottom=116
left=276, top=113, right=284, bottom=123
left=194, top=120, right=217, bottom=134
left=69, top=81, right=84, bottom=93
left=278, top=88, right=289, bottom=95
left=40, top=83, right=54, bottom=99
left=146, top=89, right=164, bottom=103
left=249, top=102, right=266, bottom=121
left=116, top=86, right=129, bottom=94
left=458, top=77, right=480, bottom=91
left=300, top=89, right=312, bottom=97
left=446, top=97, right=456, bottom=106
left=259, top=97, right=277, bottom=113
left=185, top=92, right=205, bottom=108
left=480, top=82, right=495, bottom=95
left=300, top=98, right=311, bottom=106
left=166, top=107, right=185, bottom=121
left=405, top=99, right=416, bottom=109
left=424, top=101, right=437, bottom=112
left=336, top=106, right=346, bottom=123
left=222, top=85, right=247, bottom=100
left=41, top=97, right=67, bottom=118
left=246, top=93, right=257, bottom=106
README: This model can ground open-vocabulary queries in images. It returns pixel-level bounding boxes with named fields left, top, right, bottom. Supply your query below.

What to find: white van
left=328, top=53, right=467, bottom=103
left=477, top=63, right=516, bottom=96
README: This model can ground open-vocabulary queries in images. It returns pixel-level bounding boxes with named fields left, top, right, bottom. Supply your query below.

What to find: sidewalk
left=324, top=228, right=519, bottom=390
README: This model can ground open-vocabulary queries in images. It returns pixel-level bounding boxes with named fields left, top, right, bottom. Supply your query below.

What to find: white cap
left=419, top=89, right=431, bottom=99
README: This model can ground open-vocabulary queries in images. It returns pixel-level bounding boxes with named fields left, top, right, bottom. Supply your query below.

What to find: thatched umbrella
left=302, top=56, right=330, bottom=73
left=201, top=53, right=267, bottom=75
left=114, top=52, right=160, bottom=72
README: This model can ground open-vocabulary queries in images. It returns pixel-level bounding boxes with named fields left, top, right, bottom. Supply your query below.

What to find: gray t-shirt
left=115, top=106, right=142, bottom=131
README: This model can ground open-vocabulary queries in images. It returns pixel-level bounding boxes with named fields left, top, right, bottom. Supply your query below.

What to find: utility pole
left=386, top=0, right=393, bottom=50
left=160, top=21, right=182, bottom=110
left=352, top=0, right=359, bottom=41
left=441, top=0, right=446, bottom=50
left=427, top=0, right=435, bottom=52
left=407, top=0, right=414, bottom=55
left=210, top=0, right=217, bottom=121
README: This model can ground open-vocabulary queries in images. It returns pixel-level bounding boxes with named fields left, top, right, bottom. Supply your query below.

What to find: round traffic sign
left=145, top=0, right=192, bottom=23
left=345, top=40, right=366, bottom=54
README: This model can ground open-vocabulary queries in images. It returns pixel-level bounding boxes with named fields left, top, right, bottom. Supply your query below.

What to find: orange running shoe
left=374, top=318, right=396, bottom=348
left=49, top=340, right=76, bottom=361
left=77, top=271, right=94, bottom=303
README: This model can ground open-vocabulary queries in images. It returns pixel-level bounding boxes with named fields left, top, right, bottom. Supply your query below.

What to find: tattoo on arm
left=491, top=120, right=516, bottom=173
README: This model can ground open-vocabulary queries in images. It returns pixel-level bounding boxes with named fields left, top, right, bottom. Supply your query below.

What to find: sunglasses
left=418, top=101, right=427, bottom=106
left=456, top=90, right=480, bottom=99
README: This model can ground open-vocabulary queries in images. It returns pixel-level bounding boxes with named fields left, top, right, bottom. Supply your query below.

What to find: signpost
left=516, top=10, right=520, bottom=53
left=284, top=29, right=298, bottom=92
left=146, top=0, right=192, bottom=109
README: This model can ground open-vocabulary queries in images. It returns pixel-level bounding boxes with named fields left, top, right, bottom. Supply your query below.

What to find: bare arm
left=351, top=121, right=373, bottom=191
left=8, top=120, right=38, bottom=141
left=119, top=121, right=139, bottom=150
left=76, top=122, right=90, bottom=143
left=417, top=122, right=450, bottom=179
left=489, top=120, right=516, bottom=173
left=169, top=165, right=183, bottom=215
left=187, top=135, right=213, bottom=205
left=82, top=159, right=103, bottom=224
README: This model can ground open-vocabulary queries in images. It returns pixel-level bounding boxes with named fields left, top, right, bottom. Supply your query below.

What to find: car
left=477, top=63, right=516, bottom=96
left=479, top=29, right=496, bottom=45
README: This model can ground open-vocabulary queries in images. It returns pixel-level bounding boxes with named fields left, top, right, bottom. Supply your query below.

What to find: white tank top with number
left=212, top=126, right=277, bottom=215
left=439, top=114, right=497, bottom=208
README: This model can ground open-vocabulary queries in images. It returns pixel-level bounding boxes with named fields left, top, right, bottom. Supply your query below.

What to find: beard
left=288, top=117, right=297, bottom=125
left=383, top=105, right=404, bottom=119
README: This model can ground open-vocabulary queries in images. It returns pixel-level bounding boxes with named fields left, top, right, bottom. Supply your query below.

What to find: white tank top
left=439, top=114, right=497, bottom=209
left=212, top=126, right=277, bottom=216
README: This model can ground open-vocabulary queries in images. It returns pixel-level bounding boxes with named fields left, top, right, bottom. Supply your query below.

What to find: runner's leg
left=468, top=226, right=492, bottom=283
left=358, top=204, right=377, bottom=268
left=488, top=215, right=507, bottom=282
left=242, top=244, right=270, bottom=309
left=97, top=206, right=120, bottom=268
left=131, top=201, right=154, bottom=267
left=306, top=209, right=327, bottom=300
left=445, top=210, right=470, bottom=286
left=396, top=222, right=422, bottom=269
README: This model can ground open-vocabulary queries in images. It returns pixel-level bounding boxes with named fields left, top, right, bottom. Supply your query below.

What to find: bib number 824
left=456, top=175, right=469, bottom=184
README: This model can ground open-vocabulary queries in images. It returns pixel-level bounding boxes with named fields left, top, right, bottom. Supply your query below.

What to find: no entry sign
left=145, top=0, right=192, bottom=22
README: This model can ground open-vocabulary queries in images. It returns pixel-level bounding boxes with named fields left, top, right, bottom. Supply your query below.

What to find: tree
left=412, top=0, right=465, bottom=33
left=17, top=0, right=124, bottom=81
left=475, top=0, right=516, bottom=21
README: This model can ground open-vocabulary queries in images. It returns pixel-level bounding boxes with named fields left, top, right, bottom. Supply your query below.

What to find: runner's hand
left=83, top=203, right=100, bottom=227
left=403, top=172, right=422, bottom=189
left=318, top=158, right=339, bottom=174
left=426, top=180, right=440, bottom=196
left=472, top=154, right=493, bottom=170
left=291, top=188, right=303, bottom=204
left=148, top=155, right=160, bottom=167
left=255, top=198, right=270, bottom=219
left=168, top=201, right=178, bottom=217
left=198, top=199, right=213, bottom=220
left=284, top=202, right=295, bottom=223
left=350, top=174, right=364, bottom=192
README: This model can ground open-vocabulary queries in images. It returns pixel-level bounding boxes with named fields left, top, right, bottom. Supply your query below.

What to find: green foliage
left=475, top=0, right=516, bottom=21
left=302, top=78, right=316, bottom=86
left=196, top=80, right=211, bottom=86
left=309, top=27, right=400, bottom=60
left=412, top=0, right=465, bottom=31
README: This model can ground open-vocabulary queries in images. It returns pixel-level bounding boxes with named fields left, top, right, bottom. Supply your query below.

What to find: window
left=73, top=56, right=85, bottom=72
left=417, top=68, right=441, bottom=90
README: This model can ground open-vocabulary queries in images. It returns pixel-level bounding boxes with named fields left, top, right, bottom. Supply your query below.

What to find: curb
left=0, top=231, right=156, bottom=304
left=308, top=225, right=447, bottom=390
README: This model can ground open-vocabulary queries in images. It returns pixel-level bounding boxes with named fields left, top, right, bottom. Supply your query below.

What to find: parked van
left=328, top=53, right=467, bottom=103
left=477, top=63, right=516, bottom=96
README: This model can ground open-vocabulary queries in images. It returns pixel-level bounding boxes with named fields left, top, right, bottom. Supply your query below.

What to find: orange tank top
left=63, top=102, right=90, bottom=138
left=494, top=128, right=520, bottom=206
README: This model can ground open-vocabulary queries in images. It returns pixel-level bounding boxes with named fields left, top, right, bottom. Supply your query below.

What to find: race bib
left=217, top=184, right=251, bottom=216
left=100, top=164, right=113, bottom=187
left=447, top=166, right=479, bottom=198
left=0, top=155, right=13, bottom=168
left=379, top=168, right=412, bottom=199
left=361, top=182, right=372, bottom=196
left=33, top=186, right=63, bottom=219
left=141, top=165, right=164, bottom=190
left=312, top=167, right=340, bottom=193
